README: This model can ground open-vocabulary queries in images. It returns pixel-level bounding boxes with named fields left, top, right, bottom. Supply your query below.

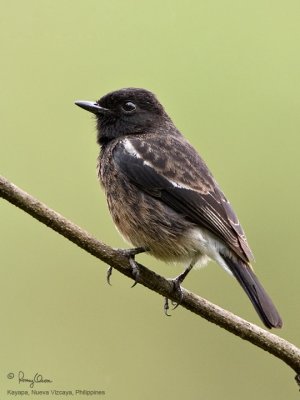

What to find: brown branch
left=1, top=175, right=300, bottom=388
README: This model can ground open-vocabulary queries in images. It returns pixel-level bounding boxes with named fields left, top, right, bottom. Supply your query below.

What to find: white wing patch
left=123, top=139, right=155, bottom=168
left=123, top=138, right=141, bottom=159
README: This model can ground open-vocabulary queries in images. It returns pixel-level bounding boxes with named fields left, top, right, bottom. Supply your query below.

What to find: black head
left=75, top=88, right=169, bottom=145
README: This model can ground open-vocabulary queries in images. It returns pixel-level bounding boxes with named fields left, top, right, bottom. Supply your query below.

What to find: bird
left=75, top=87, right=282, bottom=329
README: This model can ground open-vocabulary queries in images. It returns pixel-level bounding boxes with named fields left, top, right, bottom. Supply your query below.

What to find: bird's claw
left=107, top=266, right=113, bottom=285
left=170, top=277, right=184, bottom=309
left=164, top=276, right=185, bottom=316
left=129, top=257, right=140, bottom=288
left=164, top=297, right=171, bottom=316
left=106, top=246, right=148, bottom=286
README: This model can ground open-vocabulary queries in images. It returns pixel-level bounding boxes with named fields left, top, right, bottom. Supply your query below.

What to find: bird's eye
left=122, top=101, right=136, bottom=113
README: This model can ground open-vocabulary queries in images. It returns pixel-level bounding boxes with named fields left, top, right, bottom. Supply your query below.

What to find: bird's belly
left=105, top=179, right=202, bottom=262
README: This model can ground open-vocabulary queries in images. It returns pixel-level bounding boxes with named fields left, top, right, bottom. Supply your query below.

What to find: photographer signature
left=18, top=371, right=52, bottom=388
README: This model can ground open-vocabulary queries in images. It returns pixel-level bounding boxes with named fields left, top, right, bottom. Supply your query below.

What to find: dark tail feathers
left=221, top=254, right=282, bottom=329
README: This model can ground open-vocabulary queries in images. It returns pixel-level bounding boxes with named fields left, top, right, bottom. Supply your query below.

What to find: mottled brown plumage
left=75, top=87, right=282, bottom=329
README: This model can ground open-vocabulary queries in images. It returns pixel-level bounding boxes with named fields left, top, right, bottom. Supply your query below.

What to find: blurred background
left=1, top=1, right=299, bottom=399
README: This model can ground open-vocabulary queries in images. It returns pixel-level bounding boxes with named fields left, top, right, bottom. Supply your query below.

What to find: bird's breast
left=98, top=146, right=200, bottom=261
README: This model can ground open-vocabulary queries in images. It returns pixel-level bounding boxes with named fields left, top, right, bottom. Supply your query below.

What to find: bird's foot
left=118, top=246, right=149, bottom=259
left=106, top=246, right=149, bottom=286
left=164, top=274, right=185, bottom=316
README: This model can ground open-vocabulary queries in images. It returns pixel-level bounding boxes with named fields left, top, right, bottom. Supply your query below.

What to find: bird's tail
left=220, top=254, right=282, bottom=329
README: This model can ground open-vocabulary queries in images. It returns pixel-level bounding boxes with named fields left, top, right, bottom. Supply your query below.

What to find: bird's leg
left=164, top=260, right=196, bottom=316
left=106, top=246, right=149, bottom=286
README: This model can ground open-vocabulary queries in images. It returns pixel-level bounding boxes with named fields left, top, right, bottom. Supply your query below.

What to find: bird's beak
left=75, top=100, right=111, bottom=115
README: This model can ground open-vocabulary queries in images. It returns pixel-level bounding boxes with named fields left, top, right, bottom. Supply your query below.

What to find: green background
left=1, top=1, right=299, bottom=399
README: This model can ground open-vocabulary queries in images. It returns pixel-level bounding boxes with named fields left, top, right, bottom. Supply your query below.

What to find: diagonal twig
left=0, top=175, right=299, bottom=388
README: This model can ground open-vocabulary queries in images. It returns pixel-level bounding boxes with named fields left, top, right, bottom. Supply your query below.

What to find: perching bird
left=75, top=88, right=282, bottom=329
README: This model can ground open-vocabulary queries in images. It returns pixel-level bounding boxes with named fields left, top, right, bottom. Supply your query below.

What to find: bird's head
left=75, top=88, right=168, bottom=145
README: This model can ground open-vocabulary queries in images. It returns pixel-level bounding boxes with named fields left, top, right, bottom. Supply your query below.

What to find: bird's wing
left=113, top=135, right=253, bottom=262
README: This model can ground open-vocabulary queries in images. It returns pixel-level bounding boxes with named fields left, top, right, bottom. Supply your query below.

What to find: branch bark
left=1, top=175, right=300, bottom=388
